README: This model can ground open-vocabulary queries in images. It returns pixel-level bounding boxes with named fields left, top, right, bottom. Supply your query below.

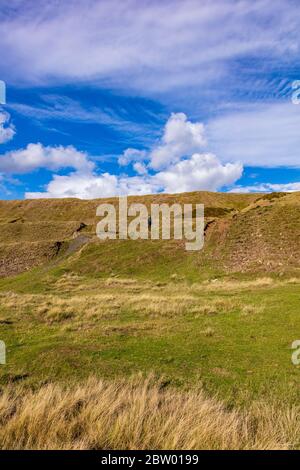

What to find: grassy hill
left=1, top=191, right=300, bottom=449
left=0, top=191, right=299, bottom=279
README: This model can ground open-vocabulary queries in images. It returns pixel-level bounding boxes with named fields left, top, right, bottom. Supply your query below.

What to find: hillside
left=1, top=191, right=300, bottom=450
left=0, top=191, right=299, bottom=279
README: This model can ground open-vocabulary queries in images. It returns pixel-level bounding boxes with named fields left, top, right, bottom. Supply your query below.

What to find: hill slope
left=0, top=191, right=299, bottom=279
left=1, top=191, right=300, bottom=449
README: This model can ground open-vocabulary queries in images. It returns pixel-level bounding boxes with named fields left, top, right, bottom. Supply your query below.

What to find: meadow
left=0, top=192, right=300, bottom=449
left=1, top=270, right=300, bottom=449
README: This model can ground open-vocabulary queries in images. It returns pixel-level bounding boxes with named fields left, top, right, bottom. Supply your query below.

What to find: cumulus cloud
left=118, top=113, right=206, bottom=170
left=0, top=112, right=15, bottom=144
left=133, top=162, right=148, bottom=175
left=153, top=153, right=242, bottom=193
left=0, top=143, right=94, bottom=174
left=25, top=173, right=156, bottom=199
left=118, top=148, right=147, bottom=166
left=22, top=113, right=243, bottom=199
left=0, top=112, right=243, bottom=199
left=25, top=153, right=242, bottom=199
left=149, top=113, right=206, bottom=169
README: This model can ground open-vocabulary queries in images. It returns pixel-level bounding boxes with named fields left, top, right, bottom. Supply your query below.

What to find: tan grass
left=197, top=276, right=300, bottom=291
left=0, top=288, right=253, bottom=324
left=127, top=294, right=196, bottom=317
left=191, top=298, right=240, bottom=317
left=0, top=375, right=299, bottom=450
left=199, top=277, right=275, bottom=291
left=241, top=304, right=264, bottom=316
left=202, top=327, right=215, bottom=337
left=0, top=292, right=122, bottom=324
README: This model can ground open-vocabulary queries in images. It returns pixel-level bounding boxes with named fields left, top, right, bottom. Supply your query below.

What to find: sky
left=1, top=0, right=300, bottom=199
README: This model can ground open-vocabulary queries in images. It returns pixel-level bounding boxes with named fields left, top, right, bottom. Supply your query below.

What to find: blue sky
left=1, top=0, right=300, bottom=199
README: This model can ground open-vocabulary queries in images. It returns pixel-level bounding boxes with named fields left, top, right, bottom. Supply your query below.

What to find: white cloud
left=0, top=112, right=243, bottom=199
left=25, top=172, right=156, bottom=199
left=0, top=143, right=93, bottom=174
left=207, top=102, right=300, bottom=167
left=118, top=148, right=147, bottom=166
left=0, top=0, right=299, bottom=95
left=25, top=152, right=242, bottom=199
left=24, top=152, right=242, bottom=200
left=231, top=182, right=300, bottom=193
left=118, top=113, right=206, bottom=170
left=153, top=153, right=243, bottom=193
left=133, top=162, right=148, bottom=175
left=149, top=113, right=206, bottom=169
left=0, top=112, right=15, bottom=144
left=2, top=1, right=300, bottom=182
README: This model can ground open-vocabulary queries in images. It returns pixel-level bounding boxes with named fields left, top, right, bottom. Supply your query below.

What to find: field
left=0, top=191, right=300, bottom=449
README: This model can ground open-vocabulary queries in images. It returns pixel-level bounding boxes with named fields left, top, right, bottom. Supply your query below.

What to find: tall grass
left=0, top=375, right=299, bottom=450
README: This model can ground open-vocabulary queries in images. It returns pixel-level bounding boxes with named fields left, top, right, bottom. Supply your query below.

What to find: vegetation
left=1, top=273, right=300, bottom=404
left=0, top=190, right=300, bottom=449
left=1, top=375, right=299, bottom=450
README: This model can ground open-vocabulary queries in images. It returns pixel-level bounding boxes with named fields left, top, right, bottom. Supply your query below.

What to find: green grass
left=1, top=271, right=299, bottom=406
left=0, top=191, right=300, bottom=409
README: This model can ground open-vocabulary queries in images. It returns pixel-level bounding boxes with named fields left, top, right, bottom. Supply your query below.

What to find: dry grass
left=127, top=293, right=197, bottom=317
left=0, top=283, right=260, bottom=326
left=241, top=304, right=264, bottom=316
left=199, top=277, right=275, bottom=291
left=0, top=375, right=299, bottom=450
left=0, top=291, right=122, bottom=324
left=191, top=298, right=240, bottom=317
left=202, top=327, right=215, bottom=337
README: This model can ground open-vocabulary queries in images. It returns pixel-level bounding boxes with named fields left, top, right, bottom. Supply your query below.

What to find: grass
left=1, top=374, right=300, bottom=450
left=1, top=272, right=300, bottom=407
left=0, top=191, right=300, bottom=449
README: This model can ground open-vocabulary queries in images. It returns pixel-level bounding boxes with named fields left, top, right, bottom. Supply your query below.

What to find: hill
left=1, top=191, right=300, bottom=449
left=0, top=191, right=299, bottom=279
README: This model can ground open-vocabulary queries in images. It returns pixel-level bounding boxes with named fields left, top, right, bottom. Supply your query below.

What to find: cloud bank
left=1, top=0, right=299, bottom=95
left=2, top=0, right=300, bottom=177
left=207, top=102, right=300, bottom=168
left=0, top=113, right=241, bottom=198
left=0, top=143, right=93, bottom=174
